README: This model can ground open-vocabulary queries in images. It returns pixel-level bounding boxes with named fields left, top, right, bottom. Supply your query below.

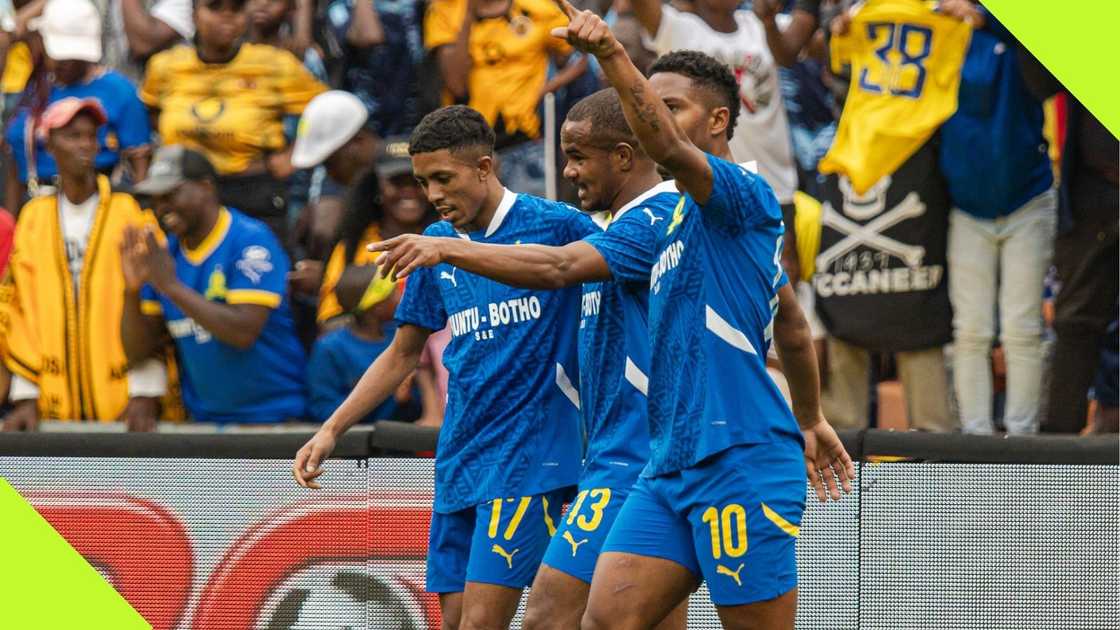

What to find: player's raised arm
left=370, top=235, right=611, bottom=289
left=550, top=1, right=715, bottom=205
left=293, top=323, right=432, bottom=488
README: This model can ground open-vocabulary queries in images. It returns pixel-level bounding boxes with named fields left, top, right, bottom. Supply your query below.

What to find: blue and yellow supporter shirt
left=579, top=181, right=679, bottom=490
left=140, top=208, right=307, bottom=423
left=395, top=189, right=596, bottom=513
left=644, top=156, right=802, bottom=477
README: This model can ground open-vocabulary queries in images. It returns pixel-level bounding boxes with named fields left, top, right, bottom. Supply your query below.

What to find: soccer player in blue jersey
left=548, top=5, right=856, bottom=629
left=120, top=145, right=307, bottom=423
left=292, top=105, right=597, bottom=629
left=372, top=88, right=686, bottom=629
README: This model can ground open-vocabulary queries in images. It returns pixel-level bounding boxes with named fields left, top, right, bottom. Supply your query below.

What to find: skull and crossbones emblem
left=816, top=176, right=927, bottom=271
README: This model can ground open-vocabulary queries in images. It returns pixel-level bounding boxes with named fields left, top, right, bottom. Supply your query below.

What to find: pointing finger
left=550, top=0, right=578, bottom=20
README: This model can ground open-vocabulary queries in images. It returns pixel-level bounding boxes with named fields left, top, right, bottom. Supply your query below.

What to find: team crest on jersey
left=204, top=266, right=227, bottom=301
left=236, top=246, right=273, bottom=284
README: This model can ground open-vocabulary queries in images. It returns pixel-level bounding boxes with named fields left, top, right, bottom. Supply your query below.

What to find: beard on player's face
left=561, top=122, right=622, bottom=213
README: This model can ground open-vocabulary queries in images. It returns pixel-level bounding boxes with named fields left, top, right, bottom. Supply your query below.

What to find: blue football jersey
left=395, top=190, right=597, bottom=513
left=140, top=208, right=307, bottom=422
left=579, top=181, right=680, bottom=489
left=644, top=155, right=802, bottom=477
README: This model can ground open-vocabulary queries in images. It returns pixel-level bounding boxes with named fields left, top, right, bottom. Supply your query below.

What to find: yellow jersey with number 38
left=819, top=0, right=971, bottom=194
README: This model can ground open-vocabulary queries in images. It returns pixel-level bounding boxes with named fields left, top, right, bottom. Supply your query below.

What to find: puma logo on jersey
left=562, top=530, right=589, bottom=557
left=665, top=196, right=686, bottom=236
left=717, top=563, right=745, bottom=587
left=491, top=544, right=519, bottom=569
left=642, top=208, right=664, bottom=225
left=440, top=269, right=458, bottom=287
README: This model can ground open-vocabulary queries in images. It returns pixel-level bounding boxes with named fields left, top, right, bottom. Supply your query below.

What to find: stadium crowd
left=0, top=0, right=1113, bottom=435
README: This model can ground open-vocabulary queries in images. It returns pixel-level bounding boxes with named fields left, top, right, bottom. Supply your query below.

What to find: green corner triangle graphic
left=0, top=478, right=150, bottom=629
left=982, top=0, right=1119, bottom=138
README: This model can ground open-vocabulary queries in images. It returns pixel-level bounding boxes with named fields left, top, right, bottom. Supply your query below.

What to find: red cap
left=37, top=97, right=108, bottom=139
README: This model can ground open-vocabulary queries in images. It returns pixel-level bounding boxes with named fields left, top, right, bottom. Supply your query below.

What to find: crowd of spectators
left=0, top=0, right=1112, bottom=435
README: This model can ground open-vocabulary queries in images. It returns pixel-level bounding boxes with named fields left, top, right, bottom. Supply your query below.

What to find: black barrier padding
left=863, top=430, right=1119, bottom=465
left=368, top=421, right=440, bottom=453
left=0, top=428, right=375, bottom=458
left=0, top=424, right=1115, bottom=464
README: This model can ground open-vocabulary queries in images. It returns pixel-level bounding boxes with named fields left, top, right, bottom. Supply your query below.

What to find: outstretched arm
left=551, top=1, right=715, bottom=205
left=371, top=234, right=611, bottom=288
left=293, top=323, right=431, bottom=488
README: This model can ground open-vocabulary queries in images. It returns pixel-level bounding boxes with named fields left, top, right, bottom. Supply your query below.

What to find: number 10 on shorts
left=702, top=504, right=748, bottom=559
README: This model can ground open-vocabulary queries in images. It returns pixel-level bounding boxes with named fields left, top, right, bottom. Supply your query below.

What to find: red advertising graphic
left=27, top=491, right=442, bottom=629
left=29, top=493, right=194, bottom=630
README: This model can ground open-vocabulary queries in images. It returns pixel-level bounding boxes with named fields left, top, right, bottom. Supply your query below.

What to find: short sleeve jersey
left=578, top=181, right=680, bottom=490
left=140, top=208, right=307, bottom=422
left=644, top=156, right=802, bottom=476
left=395, top=190, right=597, bottom=513
left=6, top=70, right=151, bottom=183
left=140, top=44, right=327, bottom=175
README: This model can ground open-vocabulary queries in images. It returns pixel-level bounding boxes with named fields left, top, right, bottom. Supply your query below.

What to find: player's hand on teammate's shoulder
left=801, top=415, right=856, bottom=503
left=292, top=429, right=337, bottom=489
left=549, top=0, right=621, bottom=59
left=368, top=234, right=445, bottom=281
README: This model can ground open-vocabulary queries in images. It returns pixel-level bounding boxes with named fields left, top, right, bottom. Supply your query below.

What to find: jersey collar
left=613, top=180, right=680, bottom=220
left=456, top=188, right=517, bottom=240
left=183, top=207, right=231, bottom=265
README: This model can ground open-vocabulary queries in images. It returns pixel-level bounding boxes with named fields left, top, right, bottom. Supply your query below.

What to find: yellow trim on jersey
left=182, top=208, right=231, bottom=265
left=225, top=289, right=282, bottom=308
left=761, top=503, right=800, bottom=538
left=140, top=300, right=164, bottom=316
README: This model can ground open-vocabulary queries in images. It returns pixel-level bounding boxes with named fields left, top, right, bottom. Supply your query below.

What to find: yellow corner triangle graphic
left=0, top=478, right=151, bottom=629
left=982, top=0, right=1119, bottom=138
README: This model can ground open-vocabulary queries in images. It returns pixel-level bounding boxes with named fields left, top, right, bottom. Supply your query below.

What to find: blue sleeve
left=700, top=154, right=783, bottom=235
left=139, top=283, right=164, bottom=316
left=584, top=210, right=657, bottom=284
left=113, top=87, right=152, bottom=150
left=225, top=228, right=289, bottom=308
left=394, top=264, right=447, bottom=331
left=307, top=338, right=348, bottom=422
left=554, top=205, right=600, bottom=243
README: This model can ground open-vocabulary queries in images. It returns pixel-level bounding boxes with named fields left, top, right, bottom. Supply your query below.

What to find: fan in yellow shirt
left=140, top=0, right=325, bottom=239
left=424, top=0, right=576, bottom=145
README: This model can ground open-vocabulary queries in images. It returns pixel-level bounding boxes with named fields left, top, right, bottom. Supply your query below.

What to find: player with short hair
left=547, top=6, right=855, bottom=628
left=292, top=105, right=597, bottom=629
left=372, top=87, right=686, bottom=628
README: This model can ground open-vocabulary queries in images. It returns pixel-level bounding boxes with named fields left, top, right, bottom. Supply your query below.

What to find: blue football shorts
left=541, top=484, right=630, bottom=584
left=427, top=487, right=573, bottom=593
left=601, top=441, right=806, bottom=606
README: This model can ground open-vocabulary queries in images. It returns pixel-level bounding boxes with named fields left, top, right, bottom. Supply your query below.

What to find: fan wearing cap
left=120, top=145, right=308, bottom=423
left=3, top=0, right=152, bottom=213
left=289, top=90, right=434, bottom=327
left=139, top=0, right=326, bottom=243
left=307, top=264, right=441, bottom=426
left=0, top=98, right=177, bottom=430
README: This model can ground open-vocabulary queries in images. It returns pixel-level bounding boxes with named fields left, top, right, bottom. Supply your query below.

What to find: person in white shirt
left=631, top=0, right=802, bottom=281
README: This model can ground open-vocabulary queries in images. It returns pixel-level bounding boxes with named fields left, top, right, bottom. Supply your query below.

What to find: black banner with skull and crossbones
left=813, top=142, right=953, bottom=352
